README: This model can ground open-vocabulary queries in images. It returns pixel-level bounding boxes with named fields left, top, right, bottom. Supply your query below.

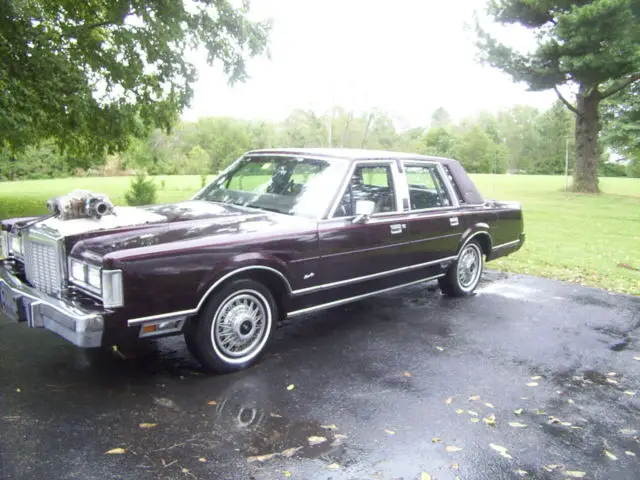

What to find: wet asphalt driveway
left=1, top=272, right=639, bottom=480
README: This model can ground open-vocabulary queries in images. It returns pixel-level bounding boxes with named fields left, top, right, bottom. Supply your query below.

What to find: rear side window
left=405, top=165, right=452, bottom=210
left=443, top=165, right=465, bottom=204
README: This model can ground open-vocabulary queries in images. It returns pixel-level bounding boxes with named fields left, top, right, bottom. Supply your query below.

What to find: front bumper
left=0, top=264, right=104, bottom=347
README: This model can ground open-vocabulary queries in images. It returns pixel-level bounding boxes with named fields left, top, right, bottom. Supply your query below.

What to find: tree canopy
left=0, top=0, right=270, bottom=160
left=476, top=0, right=640, bottom=192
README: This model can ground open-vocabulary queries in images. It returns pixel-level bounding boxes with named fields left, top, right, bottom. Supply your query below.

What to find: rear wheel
left=185, top=278, right=277, bottom=373
left=439, top=240, right=484, bottom=297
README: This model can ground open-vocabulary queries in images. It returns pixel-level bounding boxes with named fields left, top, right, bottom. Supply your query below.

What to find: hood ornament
left=46, top=189, right=115, bottom=220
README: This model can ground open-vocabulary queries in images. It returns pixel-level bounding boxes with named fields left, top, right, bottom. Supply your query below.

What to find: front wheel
left=438, top=240, right=484, bottom=297
left=185, top=279, right=277, bottom=373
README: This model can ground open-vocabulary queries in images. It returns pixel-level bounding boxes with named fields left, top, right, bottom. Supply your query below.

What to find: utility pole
left=565, top=137, right=570, bottom=191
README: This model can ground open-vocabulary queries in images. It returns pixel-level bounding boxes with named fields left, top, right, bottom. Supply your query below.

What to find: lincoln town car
left=0, top=148, right=525, bottom=373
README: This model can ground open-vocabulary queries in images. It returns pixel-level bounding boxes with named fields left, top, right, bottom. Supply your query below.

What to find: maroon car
left=0, top=148, right=524, bottom=372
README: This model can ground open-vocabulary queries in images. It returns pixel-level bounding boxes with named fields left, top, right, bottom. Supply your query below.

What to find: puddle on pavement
left=477, top=282, right=542, bottom=301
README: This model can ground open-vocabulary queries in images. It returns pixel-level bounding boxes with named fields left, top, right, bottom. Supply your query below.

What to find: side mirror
left=352, top=200, right=375, bottom=224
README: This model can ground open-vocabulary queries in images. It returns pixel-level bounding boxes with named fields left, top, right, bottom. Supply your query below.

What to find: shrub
left=125, top=172, right=158, bottom=206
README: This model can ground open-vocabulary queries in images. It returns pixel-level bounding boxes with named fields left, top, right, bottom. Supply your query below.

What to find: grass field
left=1, top=174, right=638, bottom=294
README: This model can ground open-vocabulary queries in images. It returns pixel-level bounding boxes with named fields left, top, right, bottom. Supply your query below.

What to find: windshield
left=194, top=155, right=350, bottom=219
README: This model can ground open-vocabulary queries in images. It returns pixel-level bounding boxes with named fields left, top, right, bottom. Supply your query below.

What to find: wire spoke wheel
left=212, top=291, right=269, bottom=360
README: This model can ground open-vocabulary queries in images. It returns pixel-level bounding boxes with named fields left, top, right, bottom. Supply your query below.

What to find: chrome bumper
left=0, top=265, right=104, bottom=347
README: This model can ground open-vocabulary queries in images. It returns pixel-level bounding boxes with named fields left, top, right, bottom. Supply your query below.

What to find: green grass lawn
left=1, top=174, right=638, bottom=294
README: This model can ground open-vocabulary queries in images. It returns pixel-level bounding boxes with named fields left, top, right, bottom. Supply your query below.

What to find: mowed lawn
left=0, top=174, right=638, bottom=294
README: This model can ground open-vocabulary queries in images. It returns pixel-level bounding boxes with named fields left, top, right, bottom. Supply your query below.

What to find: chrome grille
left=24, top=234, right=63, bottom=295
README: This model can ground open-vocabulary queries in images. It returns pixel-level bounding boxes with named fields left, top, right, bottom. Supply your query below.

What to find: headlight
left=86, top=265, right=102, bottom=289
left=0, top=231, right=8, bottom=258
left=68, top=258, right=123, bottom=307
left=8, top=233, right=23, bottom=257
left=70, top=259, right=87, bottom=283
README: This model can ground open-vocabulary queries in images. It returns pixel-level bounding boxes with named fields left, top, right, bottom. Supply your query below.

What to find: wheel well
left=467, top=232, right=491, bottom=258
left=199, top=269, right=290, bottom=321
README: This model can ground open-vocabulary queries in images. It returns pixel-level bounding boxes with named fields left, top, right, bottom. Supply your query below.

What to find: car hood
left=60, top=201, right=312, bottom=264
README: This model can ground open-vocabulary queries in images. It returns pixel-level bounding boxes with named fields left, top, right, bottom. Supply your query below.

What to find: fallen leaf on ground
left=181, top=468, right=189, bottom=474
left=198, top=458, right=207, bottom=462
left=207, top=401, right=217, bottom=405
left=514, top=408, right=523, bottom=415
left=326, top=463, right=340, bottom=470
left=446, top=445, right=463, bottom=452
left=420, top=473, right=432, bottom=480
left=282, top=471, right=292, bottom=477
left=455, top=409, right=464, bottom=414
left=432, top=437, right=441, bottom=443
left=403, top=371, right=412, bottom=377
left=286, top=384, right=295, bottom=391
left=384, top=429, right=395, bottom=435
left=561, top=421, right=572, bottom=426
left=606, top=372, right=617, bottom=377
left=530, top=375, right=542, bottom=380
left=334, top=434, right=348, bottom=440
left=16, top=388, right=21, bottom=393
left=483, top=414, right=496, bottom=425
left=515, top=468, right=528, bottom=477
left=568, top=398, right=575, bottom=404
left=547, top=416, right=561, bottom=425
left=624, top=391, right=636, bottom=396
left=270, top=413, right=282, bottom=418
left=138, top=423, right=157, bottom=429
left=604, top=450, right=618, bottom=460
left=606, top=378, right=619, bottom=385
left=500, top=451, right=513, bottom=459
left=625, top=451, right=636, bottom=457
left=535, top=409, right=546, bottom=415
left=467, top=410, right=479, bottom=416
left=106, top=448, right=126, bottom=455
left=489, top=444, right=508, bottom=454
left=321, top=424, right=338, bottom=430
left=509, top=422, right=528, bottom=428
left=307, top=436, right=327, bottom=445
left=520, top=396, right=528, bottom=400
left=542, top=465, right=561, bottom=472
left=470, top=418, right=480, bottom=423
left=435, top=346, right=445, bottom=351
left=484, top=402, right=495, bottom=409
left=619, top=428, right=637, bottom=435
left=450, top=463, right=459, bottom=470
left=564, top=471, right=586, bottom=478
left=445, top=397, right=454, bottom=405
left=526, top=382, right=538, bottom=387
left=571, top=426, right=584, bottom=430
left=281, top=447, right=303, bottom=457
left=247, top=453, right=278, bottom=463
left=634, top=356, right=640, bottom=361
left=468, top=395, right=480, bottom=401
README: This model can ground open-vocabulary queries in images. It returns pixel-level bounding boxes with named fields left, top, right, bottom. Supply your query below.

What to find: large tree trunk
left=572, top=86, right=601, bottom=193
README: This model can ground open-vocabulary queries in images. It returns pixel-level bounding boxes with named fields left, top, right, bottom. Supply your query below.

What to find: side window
left=405, top=165, right=452, bottom=210
left=443, top=165, right=465, bottom=204
left=334, top=164, right=397, bottom=217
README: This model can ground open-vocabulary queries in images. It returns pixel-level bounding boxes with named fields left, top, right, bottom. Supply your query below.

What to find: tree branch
left=600, top=73, right=640, bottom=99
left=61, top=14, right=131, bottom=38
left=553, top=86, right=579, bottom=115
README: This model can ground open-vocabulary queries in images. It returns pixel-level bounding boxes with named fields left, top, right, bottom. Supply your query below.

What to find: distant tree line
left=1, top=101, right=637, bottom=181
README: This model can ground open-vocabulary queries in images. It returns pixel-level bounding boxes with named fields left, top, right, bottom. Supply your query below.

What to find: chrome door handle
left=390, top=224, right=405, bottom=234
left=449, top=217, right=459, bottom=227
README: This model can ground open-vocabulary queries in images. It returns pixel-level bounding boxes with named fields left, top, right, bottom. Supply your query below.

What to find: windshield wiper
left=246, top=204, right=290, bottom=215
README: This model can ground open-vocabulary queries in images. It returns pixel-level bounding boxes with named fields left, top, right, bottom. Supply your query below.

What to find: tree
left=601, top=81, right=640, bottom=162
left=430, top=107, right=452, bottom=129
left=0, top=0, right=270, bottom=160
left=476, top=0, right=640, bottom=192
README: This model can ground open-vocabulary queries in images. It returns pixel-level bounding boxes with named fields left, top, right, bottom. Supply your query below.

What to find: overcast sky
left=182, top=0, right=558, bottom=127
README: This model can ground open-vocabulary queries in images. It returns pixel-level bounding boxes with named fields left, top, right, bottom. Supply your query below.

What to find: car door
left=398, top=161, right=464, bottom=265
left=315, top=160, right=409, bottom=288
